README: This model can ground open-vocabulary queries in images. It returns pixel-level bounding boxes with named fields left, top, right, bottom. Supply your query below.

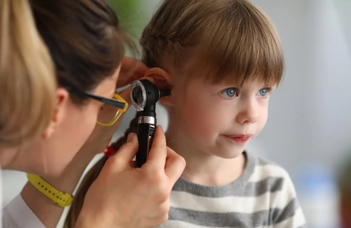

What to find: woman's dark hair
left=30, top=0, right=135, bottom=103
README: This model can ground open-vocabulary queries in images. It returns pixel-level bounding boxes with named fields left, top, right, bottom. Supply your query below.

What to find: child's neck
left=166, top=125, right=246, bottom=187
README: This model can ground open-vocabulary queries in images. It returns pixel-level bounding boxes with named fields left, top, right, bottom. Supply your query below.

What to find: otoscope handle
left=136, top=123, right=155, bottom=168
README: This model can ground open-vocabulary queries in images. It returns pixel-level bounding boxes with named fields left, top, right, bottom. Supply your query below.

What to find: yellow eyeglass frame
left=96, top=93, right=128, bottom=127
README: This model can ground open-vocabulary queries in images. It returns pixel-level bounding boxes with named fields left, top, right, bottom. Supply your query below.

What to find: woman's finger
left=164, top=147, right=186, bottom=184
left=143, top=126, right=167, bottom=171
left=108, top=133, right=138, bottom=172
left=118, top=57, right=148, bottom=87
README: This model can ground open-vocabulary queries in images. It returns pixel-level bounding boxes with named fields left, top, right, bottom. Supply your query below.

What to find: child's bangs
left=188, top=6, right=284, bottom=86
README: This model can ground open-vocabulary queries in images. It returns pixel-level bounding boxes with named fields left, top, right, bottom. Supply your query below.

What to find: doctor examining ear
left=0, top=0, right=185, bottom=228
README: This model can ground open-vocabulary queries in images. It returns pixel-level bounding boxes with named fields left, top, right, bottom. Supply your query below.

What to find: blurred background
left=2, top=0, right=351, bottom=227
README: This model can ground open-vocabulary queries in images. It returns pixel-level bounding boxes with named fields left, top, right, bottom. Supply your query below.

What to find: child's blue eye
left=258, top=88, right=271, bottom=96
left=221, top=88, right=237, bottom=98
left=259, top=88, right=267, bottom=96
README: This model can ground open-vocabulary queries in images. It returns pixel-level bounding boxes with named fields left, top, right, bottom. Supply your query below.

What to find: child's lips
left=223, top=134, right=252, bottom=143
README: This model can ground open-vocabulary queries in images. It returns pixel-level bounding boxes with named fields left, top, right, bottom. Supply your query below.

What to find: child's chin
left=215, top=147, right=245, bottom=159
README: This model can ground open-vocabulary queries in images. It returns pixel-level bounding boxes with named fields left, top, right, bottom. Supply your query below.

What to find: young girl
left=65, top=0, right=306, bottom=227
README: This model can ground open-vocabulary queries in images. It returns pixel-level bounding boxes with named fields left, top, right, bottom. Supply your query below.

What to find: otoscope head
left=130, top=79, right=170, bottom=112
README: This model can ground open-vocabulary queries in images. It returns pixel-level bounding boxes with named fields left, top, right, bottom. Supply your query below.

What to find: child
left=65, top=0, right=306, bottom=227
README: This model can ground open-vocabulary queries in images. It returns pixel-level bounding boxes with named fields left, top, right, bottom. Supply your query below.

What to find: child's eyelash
left=261, top=87, right=272, bottom=93
left=263, top=87, right=272, bottom=92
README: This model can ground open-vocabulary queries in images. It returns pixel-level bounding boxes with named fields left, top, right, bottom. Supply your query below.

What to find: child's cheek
left=183, top=102, right=220, bottom=142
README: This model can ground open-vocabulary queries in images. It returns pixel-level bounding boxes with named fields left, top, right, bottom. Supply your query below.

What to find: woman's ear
left=144, top=68, right=174, bottom=107
left=42, top=88, right=69, bottom=139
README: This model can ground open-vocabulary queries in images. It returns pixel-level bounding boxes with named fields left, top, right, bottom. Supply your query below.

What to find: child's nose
left=236, top=103, right=258, bottom=124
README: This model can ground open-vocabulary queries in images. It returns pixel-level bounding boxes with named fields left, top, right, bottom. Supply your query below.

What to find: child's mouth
left=223, top=134, right=252, bottom=143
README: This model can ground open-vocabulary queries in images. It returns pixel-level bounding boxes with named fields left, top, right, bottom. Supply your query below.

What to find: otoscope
left=130, top=79, right=170, bottom=168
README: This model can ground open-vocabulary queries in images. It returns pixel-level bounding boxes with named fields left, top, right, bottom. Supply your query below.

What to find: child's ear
left=144, top=68, right=174, bottom=107
left=42, top=88, right=69, bottom=139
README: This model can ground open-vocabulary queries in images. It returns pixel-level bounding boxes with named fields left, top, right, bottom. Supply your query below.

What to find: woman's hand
left=76, top=126, right=186, bottom=228
left=117, top=57, right=148, bottom=90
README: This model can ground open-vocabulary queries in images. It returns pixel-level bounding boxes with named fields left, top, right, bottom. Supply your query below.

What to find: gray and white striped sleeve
left=257, top=164, right=307, bottom=228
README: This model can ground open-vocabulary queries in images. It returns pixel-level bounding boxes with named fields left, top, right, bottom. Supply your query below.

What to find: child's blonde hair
left=65, top=1, right=284, bottom=226
left=141, top=0, right=284, bottom=85
left=0, top=0, right=56, bottom=148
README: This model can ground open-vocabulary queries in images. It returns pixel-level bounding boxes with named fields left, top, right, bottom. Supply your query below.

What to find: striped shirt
left=157, top=152, right=306, bottom=228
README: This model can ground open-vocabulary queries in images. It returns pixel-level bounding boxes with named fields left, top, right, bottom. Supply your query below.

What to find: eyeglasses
left=86, top=92, right=128, bottom=127
left=67, top=88, right=128, bottom=127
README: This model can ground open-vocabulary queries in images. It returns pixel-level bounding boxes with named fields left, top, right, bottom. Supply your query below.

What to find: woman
left=0, top=0, right=185, bottom=227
